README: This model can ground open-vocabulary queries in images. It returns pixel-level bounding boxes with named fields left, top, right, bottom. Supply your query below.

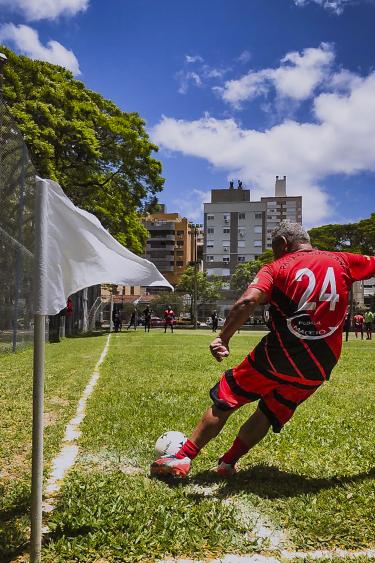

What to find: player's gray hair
left=271, top=221, right=310, bottom=245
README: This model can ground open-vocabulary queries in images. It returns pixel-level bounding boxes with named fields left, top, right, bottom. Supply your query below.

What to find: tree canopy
left=230, top=250, right=274, bottom=294
left=176, top=267, right=222, bottom=304
left=1, top=47, right=164, bottom=253
left=308, top=214, right=375, bottom=255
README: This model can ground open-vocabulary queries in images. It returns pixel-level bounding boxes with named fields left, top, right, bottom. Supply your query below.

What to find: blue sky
left=0, top=0, right=375, bottom=227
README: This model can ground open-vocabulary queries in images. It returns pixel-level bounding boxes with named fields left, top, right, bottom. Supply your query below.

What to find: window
left=176, top=240, right=183, bottom=247
left=223, top=228, right=230, bottom=234
left=208, top=228, right=215, bottom=234
left=254, top=226, right=262, bottom=234
left=206, top=255, right=214, bottom=262
left=238, top=241, right=245, bottom=248
left=223, top=213, right=230, bottom=224
left=176, top=250, right=183, bottom=256
left=238, top=228, right=246, bottom=239
left=238, top=256, right=246, bottom=263
left=207, top=214, right=215, bottom=220
left=177, top=230, right=184, bottom=236
left=176, top=261, right=184, bottom=267
left=223, top=256, right=230, bottom=263
left=254, top=240, right=262, bottom=247
left=255, top=213, right=262, bottom=219
left=206, top=243, right=214, bottom=249
left=239, top=213, right=245, bottom=220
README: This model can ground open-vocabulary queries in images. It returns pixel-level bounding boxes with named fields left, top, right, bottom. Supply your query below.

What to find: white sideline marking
left=162, top=548, right=375, bottom=562
left=43, top=334, right=111, bottom=512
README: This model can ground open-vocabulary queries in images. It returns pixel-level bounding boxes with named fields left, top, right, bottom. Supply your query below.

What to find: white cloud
left=0, top=23, right=81, bottom=75
left=173, top=189, right=211, bottom=222
left=176, top=70, right=202, bottom=94
left=238, top=50, right=251, bottom=64
left=293, top=0, right=353, bottom=14
left=185, top=54, right=204, bottom=64
left=153, top=71, right=375, bottom=226
left=218, top=43, right=334, bottom=107
left=0, top=0, right=88, bottom=21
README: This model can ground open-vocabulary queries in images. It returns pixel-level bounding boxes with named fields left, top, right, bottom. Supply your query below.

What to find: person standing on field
left=211, top=311, right=219, bottom=332
left=143, top=305, right=152, bottom=333
left=364, top=310, right=374, bottom=340
left=353, top=311, right=364, bottom=339
left=164, top=305, right=175, bottom=333
left=151, top=221, right=375, bottom=479
left=127, top=308, right=138, bottom=331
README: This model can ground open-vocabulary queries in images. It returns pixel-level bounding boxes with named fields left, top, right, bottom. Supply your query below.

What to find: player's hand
left=210, top=337, right=229, bottom=362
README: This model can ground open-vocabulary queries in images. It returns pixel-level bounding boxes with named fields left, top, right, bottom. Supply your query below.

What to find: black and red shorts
left=210, top=355, right=322, bottom=432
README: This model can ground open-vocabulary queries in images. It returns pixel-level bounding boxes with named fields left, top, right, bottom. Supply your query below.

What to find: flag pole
left=30, top=178, right=48, bottom=563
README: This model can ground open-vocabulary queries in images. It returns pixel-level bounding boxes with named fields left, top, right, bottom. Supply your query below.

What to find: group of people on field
left=112, top=304, right=175, bottom=333
left=352, top=309, right=374, bottom=339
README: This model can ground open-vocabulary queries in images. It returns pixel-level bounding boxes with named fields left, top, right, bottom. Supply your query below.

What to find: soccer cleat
left=150, top=455, right=191, bottom=478
left=217, top=460, right=237, bottom=478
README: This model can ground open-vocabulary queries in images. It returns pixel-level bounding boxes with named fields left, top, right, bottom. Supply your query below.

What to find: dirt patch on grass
left=79, top=450, right=143, bottom=475
left=48, top=396, right=70, bottom=407
left=43, top=411, right=59, bottom=428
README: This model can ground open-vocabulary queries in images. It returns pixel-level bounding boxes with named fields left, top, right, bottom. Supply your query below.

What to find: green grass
left=39, top=330, right=375, bottom=562
left=0, top=334, right=109, bottom=561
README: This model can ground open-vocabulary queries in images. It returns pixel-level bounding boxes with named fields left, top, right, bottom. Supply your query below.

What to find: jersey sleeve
left=248, top=264, right=274, bottom=301
left=343, top=253, right=375, bottom=282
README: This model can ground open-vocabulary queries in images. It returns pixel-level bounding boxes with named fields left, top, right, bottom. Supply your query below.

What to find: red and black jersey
left=249, top=250, right=375, bottom=385
left=164, top=308, right=174, bottom=323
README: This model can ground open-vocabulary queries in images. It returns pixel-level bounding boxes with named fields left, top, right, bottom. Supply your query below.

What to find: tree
left=230, top=252, right=273, bottom=294
left=1, top=47, right=164, bottom=254
left=176, top=267, right=222, bottom=307
left=308, top=214, right=375, bottom=255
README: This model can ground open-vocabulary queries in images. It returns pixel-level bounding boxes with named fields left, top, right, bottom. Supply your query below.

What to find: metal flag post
left=30, top=178, right=48, bottom=563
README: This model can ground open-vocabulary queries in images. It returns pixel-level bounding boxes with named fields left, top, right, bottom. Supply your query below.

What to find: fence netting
left=0, top=97, right=35, bottom=352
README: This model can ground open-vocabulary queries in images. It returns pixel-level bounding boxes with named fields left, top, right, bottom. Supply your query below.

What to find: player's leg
left=217, top=407, right=270, bottom=477
left=150, top=405, right=233, bottom=478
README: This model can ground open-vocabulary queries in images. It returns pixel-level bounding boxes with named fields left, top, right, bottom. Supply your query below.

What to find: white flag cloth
left=34, top=177, right=173, bottom=315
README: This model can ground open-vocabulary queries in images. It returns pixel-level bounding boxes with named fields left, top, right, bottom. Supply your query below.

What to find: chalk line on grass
left=162, top=548, right=375, bottom=562
left=43, top=333, right=111, bottom=512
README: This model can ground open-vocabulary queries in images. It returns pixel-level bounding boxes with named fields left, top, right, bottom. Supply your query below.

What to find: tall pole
left=109, top=289, right=114, bottom=333
left=30, top=178, right=48, bottom=563
left=193, top=226, right=198, bottom=330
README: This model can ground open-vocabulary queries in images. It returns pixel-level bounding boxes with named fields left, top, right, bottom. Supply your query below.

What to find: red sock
left=220, top=437, right=249, bottom=465
left=175, top=439, right=200, bottom=460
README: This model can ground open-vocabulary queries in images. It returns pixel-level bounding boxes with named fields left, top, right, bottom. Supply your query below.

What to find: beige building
left=143, top=210, right=198, bottom=286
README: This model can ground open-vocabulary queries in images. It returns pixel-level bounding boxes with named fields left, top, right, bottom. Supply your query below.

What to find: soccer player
left=164, top=305, right=175, bottom=333
left=151, top=222, right=375, bottom=479
left=353, top=311, right=364, bottom=340
left=364, top=309, right=374, bottom=340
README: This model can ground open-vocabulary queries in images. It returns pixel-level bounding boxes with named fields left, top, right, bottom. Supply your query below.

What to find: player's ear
left=272, top=236, right=288, bottom=258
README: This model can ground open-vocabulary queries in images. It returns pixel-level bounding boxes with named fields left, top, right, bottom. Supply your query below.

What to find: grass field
left=1, top=330, right=374, bottom=562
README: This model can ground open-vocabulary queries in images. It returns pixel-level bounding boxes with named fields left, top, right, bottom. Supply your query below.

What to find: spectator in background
left=127, top=308, right=138, bottom=331
left=353, top=311, right=364, bottom=339
left=164, top=305, right=175, bottom=333
left=112, top=307, right=122, bottom=332
left=364, top=309, right=374, bottom=340
left=211, top=311, right=218, bottom=332
left=66, top=296, right=74, bottom=336
left=143, top=305, right=152, bottom=333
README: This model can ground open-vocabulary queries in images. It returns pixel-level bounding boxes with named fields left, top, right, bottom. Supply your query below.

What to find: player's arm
left=210, top=287, right=267, bottom=362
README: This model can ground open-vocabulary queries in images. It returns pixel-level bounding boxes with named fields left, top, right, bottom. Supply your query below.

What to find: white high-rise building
left=203, top=177, right=302, bottom=277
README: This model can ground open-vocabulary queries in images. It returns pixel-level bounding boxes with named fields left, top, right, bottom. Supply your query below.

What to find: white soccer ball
left=155, top=431, right=187, bottom=458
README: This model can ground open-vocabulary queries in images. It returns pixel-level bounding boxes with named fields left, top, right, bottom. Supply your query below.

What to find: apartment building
left=261, top=176, right=302, bottom=250
left=203, top=177, right=302, bottom=277
left=143, top=210, right=199, bottom=286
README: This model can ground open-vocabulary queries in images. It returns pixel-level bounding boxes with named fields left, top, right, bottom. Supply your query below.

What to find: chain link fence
left=0, top=97, right=35, bottom=352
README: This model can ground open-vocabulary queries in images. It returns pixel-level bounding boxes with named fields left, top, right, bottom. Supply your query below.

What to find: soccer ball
left=155, top=431, right=187, bottom=458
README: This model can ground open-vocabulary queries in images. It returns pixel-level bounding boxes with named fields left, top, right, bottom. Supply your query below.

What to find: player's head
left=271, top=221, right=311, bottom=259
